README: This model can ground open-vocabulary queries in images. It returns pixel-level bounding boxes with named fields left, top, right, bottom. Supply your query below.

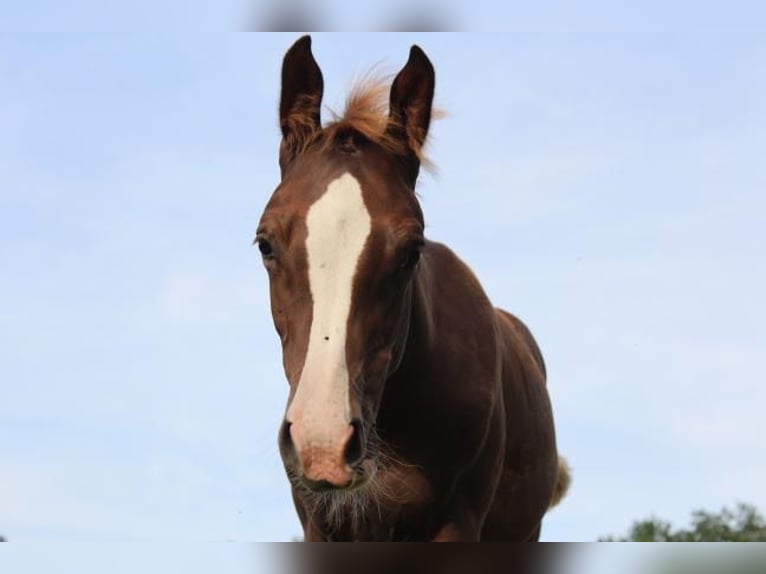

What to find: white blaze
left=287, top=173, right=371, bottom=444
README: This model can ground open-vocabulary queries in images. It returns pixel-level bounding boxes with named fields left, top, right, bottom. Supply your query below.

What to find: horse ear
left=279, top=35, right=324, bottom=171
left=387, top=45, right=435, bottom=166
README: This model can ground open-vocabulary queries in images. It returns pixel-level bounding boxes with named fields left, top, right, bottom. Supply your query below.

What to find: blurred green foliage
left=601, top=502, right=766, bottom=541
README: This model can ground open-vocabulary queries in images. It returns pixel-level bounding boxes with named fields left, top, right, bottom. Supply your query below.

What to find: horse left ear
left=387, top=45, right=435, bottom=173
left=279, top=35, right=324, bottom=172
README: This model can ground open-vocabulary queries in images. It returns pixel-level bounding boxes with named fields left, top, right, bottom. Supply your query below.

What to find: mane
left=323, top=75, right=438, bottom=170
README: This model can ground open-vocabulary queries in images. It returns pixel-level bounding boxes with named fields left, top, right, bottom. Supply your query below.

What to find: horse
left=256, top=35, right=570, bottom=541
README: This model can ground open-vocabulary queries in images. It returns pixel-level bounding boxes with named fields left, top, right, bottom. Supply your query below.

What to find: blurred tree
left=600, top=503, right=766, bottom=541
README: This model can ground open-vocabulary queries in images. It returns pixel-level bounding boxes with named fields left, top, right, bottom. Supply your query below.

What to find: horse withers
left=256, top=35, right=570, bottom=541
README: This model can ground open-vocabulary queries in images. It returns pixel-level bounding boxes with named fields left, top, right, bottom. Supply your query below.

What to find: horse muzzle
left=279, top=418, right=369, bottom=490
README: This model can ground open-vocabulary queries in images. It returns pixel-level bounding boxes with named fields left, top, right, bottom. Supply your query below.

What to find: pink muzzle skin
left=290, top=421, right=355, bottom=487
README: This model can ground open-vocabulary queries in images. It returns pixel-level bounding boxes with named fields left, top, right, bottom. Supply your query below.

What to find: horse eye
left=403, top=246, right=421, bottom=269
left=257, top=238, right=274, bottom=258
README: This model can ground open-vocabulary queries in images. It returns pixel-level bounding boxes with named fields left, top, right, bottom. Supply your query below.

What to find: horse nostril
left=278, top=420, right=294, bottom=457
left=344, top=419, right=365, bottom=467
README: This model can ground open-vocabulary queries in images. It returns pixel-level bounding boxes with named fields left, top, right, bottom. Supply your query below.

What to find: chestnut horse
left=256, top=36, right=570, bottom=541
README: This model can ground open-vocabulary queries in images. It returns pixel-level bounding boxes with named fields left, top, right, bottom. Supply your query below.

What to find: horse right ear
left=386, top=45, right=435, bottom=183
left=279, top=35, right=324, bottom=172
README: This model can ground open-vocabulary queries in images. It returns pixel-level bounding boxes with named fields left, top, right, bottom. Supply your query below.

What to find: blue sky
left=1, top=21, right=766, bottom=562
